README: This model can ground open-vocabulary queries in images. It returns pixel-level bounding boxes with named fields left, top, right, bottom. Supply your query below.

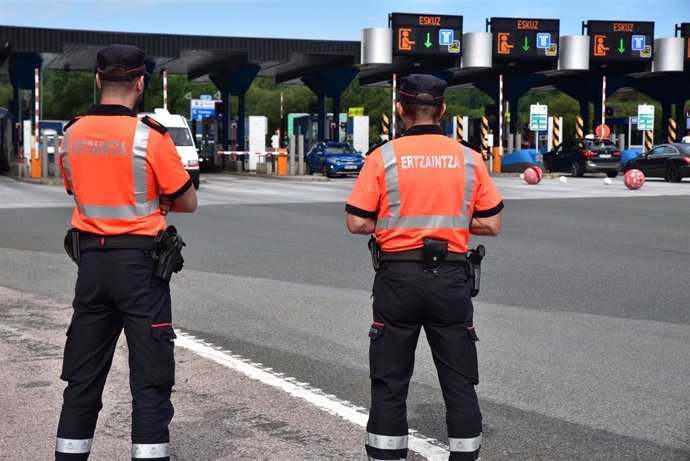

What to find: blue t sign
left=439, top=29, right=454, bottom=46
left=536, top=33, right=551, bottom=49
left=631, top=35, right=645, bottom=51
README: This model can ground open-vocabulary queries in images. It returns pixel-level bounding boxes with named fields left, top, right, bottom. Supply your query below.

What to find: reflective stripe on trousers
left=132, top=442, right=170, bottom=459
left=449, top=434, right=482, bottom=452
left=376, top=141, right=476, bottom=230
left=366, top=432, right=408, bottom=450
left=61, top=120, right=159, bottom=219
left=55, top=437, right=92, bottom=454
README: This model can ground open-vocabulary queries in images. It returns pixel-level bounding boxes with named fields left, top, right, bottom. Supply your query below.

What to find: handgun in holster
left=63, top=228, right=81, bottom=265
left=153, top=225, right=186, bottom=282
left=467, top=245, right=486, bottom=297
left=368, top=236, right=380, bottom=272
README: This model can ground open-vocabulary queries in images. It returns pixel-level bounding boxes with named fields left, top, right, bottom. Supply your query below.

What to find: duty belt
left=378, top=249, right=467, bottom=263
left=79, top=233, right=156, bottom=251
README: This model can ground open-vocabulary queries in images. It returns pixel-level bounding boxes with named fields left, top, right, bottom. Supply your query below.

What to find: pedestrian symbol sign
left=529, top=104, right=548, bottom=131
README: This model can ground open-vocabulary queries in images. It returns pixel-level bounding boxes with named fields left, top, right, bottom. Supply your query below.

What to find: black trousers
left=56, top=249, right=175, bottom=461
left=366, top=262, right=482, bottom=461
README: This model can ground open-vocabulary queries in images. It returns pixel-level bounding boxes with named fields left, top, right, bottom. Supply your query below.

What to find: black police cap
left=398, top=74, right=447, bottom=106
left=96, top=44, right=148, bottom=81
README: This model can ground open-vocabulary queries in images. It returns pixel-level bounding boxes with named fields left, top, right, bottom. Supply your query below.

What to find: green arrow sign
left=618, top=39, right=625, bottom=53
left=424, top=32, right=432, bottom=48
left=522, top=37, right=530, bottom=51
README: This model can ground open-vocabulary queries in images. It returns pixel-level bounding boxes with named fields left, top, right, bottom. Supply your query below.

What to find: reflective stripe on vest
left=375, top=141, right=476, bottom=230
left=62, top=120, right=159, bottom=219
left=55, top=437, right=92, bottom=454
left=448, top=434, right=482, bottom=452
left=60, top=129, right=74, bottom=193
left=132, top=442, right=170, bottom=459
left=366, top=432, right=408, bottom=450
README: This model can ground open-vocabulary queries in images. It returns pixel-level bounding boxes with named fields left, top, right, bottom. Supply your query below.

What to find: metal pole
left=163, top=70, right=168, bottom=110
left=499, top=74, right=504, bottom=157
left=297, top=134, right=304, bottom=175
left=601, top=75, right=606, bottom=128
left=391, top=73, right=397, bottom=139
left=288, top=135, right=295, bottom=175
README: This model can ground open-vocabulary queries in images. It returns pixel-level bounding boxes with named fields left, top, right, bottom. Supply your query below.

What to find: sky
left=0, top=0, right=688, bottom=41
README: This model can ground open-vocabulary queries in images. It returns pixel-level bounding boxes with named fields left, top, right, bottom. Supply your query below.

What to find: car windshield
left=324, top=145, right=356, bottom=155
left=676, top=144, right=690, bottom=155
left=168, top=127, right=194, bottom=147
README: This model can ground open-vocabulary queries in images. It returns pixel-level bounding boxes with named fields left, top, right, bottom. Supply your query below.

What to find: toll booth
left=291, top=113, right=344, bottom=149
left=346, top=115, right=369, bottom=153
left=198, top=114, right=239, bottom=169
left=0, top=107, right=13, bottom=173
left=606, top=116, right=644, bottom=149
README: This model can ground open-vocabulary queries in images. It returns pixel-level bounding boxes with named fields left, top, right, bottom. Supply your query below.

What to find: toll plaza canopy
left=1, top=22, right=688, bottom=148
left=0, top=25, right=360, bottom=83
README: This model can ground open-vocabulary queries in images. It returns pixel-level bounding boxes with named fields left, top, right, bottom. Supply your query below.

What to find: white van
left=140, top=109, right=200, bottom=189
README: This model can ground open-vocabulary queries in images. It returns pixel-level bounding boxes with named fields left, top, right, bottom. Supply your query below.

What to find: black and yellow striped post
left=575, top=115, right=584, bottom=139
left=380, top=113, right=390, bottom=137
left=552, top=116, right=562, bottom=149
left=455, top=115, right=464, bottom=141
left=644, top=130, right=654, bottom=152
left=668, top=118, right=677, bottom=143
left=480, top=115, right=489, bottom=158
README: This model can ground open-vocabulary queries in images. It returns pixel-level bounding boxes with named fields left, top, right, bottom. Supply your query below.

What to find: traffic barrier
left=480, top=115, right=489, bottom=157
left=380, top=113, right=390, bottom=136
left=668, top=118, right=677, bottom=143
left=455, top=115, right=464, bottom=142
left=644, top=131, right=653, bottom=152
left=575, top=115, right=584, bottom=139
left=552, top=116, right=562, bottom=148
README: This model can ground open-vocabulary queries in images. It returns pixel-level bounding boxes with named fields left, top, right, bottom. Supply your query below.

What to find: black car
left=543, top=138, right=621, bottom=178
left=622, top=143, right=690, bottom=182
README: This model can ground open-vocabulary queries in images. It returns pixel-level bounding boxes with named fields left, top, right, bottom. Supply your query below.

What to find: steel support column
left=209, top=64, right=260, bottom=151
left=302, top=68, right=358, bottom=142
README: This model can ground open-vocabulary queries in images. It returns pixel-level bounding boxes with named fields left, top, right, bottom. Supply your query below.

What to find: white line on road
left=175, top=331, right=451, bottom=460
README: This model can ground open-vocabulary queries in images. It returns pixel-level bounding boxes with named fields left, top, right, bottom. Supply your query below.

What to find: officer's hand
left=159, top=196, right=172, bottom=216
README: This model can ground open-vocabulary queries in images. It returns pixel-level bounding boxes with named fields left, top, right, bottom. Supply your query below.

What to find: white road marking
left=175, top=331, right=451, bottom=460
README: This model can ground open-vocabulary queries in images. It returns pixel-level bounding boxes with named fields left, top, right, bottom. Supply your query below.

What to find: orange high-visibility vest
left=347, top=128, right=503, bottom=253
left=59, top=105, right=191, bottom=236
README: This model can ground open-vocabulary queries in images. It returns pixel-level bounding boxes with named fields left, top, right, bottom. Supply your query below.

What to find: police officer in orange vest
left=55, top=45, right=197, bottom=461
left=346, top=74, right=503, bottom=461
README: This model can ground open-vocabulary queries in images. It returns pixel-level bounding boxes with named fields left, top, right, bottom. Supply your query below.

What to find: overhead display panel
left=490, top=17, right=560, bottom=59
left=390, top=12, right=463, bottom=57
left=587, top=20, right=654, bottom=61
left=681, top=23, right=690, bottom=62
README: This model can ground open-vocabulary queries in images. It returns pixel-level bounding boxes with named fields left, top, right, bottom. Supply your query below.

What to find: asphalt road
left=0, top=173, right=688, bottom=460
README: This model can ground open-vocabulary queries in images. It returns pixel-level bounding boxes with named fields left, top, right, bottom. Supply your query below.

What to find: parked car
left=305, top=142, right=364, bottom=177
left=622, top=143, right=690, bottom=182
left=543, top=138, right=621, bottom=178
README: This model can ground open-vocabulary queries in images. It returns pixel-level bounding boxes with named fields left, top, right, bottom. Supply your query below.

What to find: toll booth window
left=168, top=127, right=194, bottom=147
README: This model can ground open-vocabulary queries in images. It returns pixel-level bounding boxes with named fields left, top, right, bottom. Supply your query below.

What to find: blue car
left=305, top=142, right=365, bottom=177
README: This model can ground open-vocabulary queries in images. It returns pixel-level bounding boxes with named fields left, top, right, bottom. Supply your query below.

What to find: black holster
left=422, top=238, right=448, bottom=273
left=63, top=228, right=81, bottom=265
left=467, top=245, right=486, bottom=297
left=153, top=225, right=186, bottom=282
left=368, top=236, right=380, bottom=272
